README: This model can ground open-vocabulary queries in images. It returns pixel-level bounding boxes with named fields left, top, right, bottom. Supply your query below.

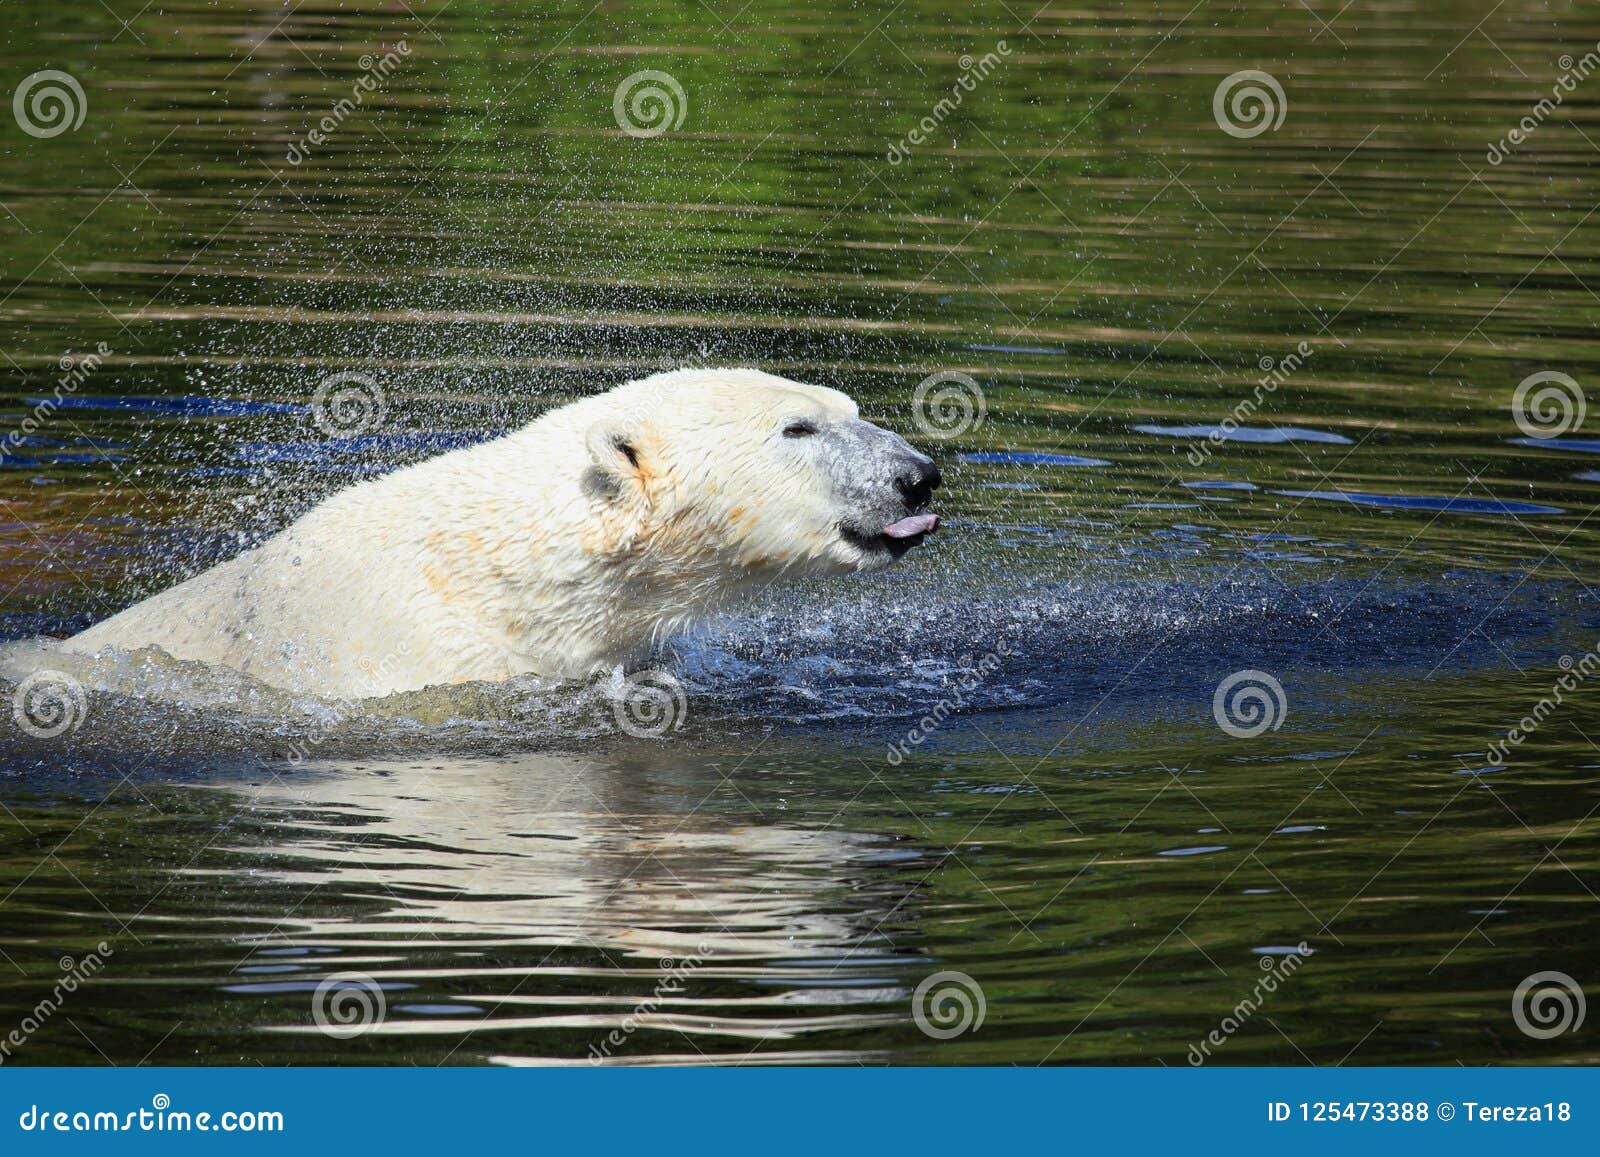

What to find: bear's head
left=582, top=368, right=941, bottom=578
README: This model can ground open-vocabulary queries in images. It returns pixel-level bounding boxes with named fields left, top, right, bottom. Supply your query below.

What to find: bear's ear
left=584, top=419, right=648, bottom=501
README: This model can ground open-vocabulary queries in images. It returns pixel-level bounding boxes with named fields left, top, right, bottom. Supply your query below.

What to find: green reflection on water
left=1, top=0, right=1597, bottom=1066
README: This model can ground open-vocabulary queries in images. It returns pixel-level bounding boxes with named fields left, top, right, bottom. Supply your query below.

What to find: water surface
left=2, top=1, right=1598, bottom=1066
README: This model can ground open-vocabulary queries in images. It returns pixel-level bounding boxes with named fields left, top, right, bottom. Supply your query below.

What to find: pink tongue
left=882, top=513, right=940, bottom=539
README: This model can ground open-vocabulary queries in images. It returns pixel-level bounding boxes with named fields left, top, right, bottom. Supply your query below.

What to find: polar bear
left=64, top=368, right=942, bottom=698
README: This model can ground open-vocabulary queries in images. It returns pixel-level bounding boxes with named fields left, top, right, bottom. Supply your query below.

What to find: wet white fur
left=66, top=369, right=918, bottom=697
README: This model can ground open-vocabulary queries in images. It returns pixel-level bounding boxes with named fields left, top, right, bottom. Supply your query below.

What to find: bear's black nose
left=895, top=458, right=941, bottom=510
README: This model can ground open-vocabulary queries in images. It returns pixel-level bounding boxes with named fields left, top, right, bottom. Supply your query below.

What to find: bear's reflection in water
left=226, top=752, right=922, bottom=1061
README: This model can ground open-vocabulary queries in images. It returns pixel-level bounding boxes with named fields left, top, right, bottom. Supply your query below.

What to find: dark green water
left=1, top=1, right=1598, bottom=1065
